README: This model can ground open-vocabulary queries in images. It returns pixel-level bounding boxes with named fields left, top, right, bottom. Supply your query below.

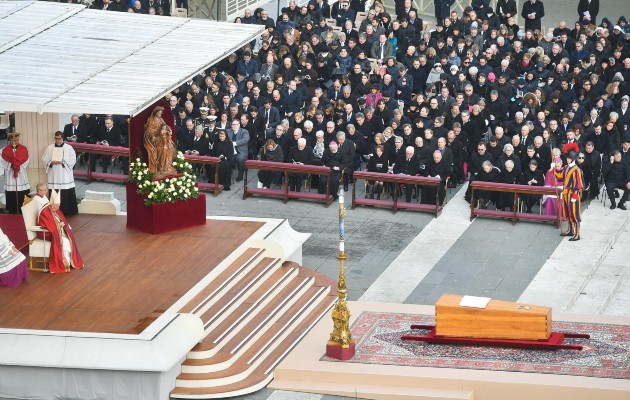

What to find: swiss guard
left=554, top=150, right=584, bottom=241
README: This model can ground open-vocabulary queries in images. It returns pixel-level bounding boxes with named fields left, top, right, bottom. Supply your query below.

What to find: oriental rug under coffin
left=321, top=311, right=630, bottom=379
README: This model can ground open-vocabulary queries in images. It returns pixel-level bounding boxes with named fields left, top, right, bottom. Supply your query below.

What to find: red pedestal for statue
left=126, top=183, right=206, bottom=234
left=326, top=342, right=356, bottom=360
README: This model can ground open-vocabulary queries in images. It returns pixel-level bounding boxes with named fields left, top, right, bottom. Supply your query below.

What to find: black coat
left=476, top=167, right=500, bottom=199
left=177, top=127, right=195, bottom=152
left=187, top=135, right=210, bottom=155
left=521, top=0, right=545, bottom=31
left=337, top=140, right=356, bottom=169
left=211, top=138, right=233, bottom=161
left=497, top=153, right=522, bottom=175
left=321, top=149, right=346, bottom=171
left=577, top=0, right=598, bottom=23
left=63, top=123, right=89, bottom=143
left=603, top=160, right=630, bottom=185
left=469, top=150, right=493, bottom=177
left=519, top=168, right=545, bottom=188
left=288, top=146, right=314, bottom=165
left=427, top=158, right=451, bottom=180
left=367, top=153, right=389, bottom=173
left=447, top=139, right=465, bottom=164
left=497, top=0, right=517, bottom=23
left=96, top=125, right=122, bottom=146
left=438, top=147, right=454, bottom=170
left=414, top=146, right=432, bottom=173
left=393, top=152, right=420, bottom=176
left=534, top=144, right=552, bottom=170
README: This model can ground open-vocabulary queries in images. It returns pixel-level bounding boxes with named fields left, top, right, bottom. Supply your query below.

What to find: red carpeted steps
left=171, top=252, right=338, bottom=399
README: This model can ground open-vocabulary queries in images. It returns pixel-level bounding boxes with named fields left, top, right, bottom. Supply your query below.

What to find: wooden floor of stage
left=0, top=215, right=263, bottom=334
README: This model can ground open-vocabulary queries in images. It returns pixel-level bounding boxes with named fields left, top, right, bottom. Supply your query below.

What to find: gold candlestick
left=326, top=186, right=355, bottom=360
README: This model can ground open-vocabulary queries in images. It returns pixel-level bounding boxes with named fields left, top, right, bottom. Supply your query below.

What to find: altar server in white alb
left=42, top=131, right=78, bottom=216
left=1, top=132, right=30, bottom=214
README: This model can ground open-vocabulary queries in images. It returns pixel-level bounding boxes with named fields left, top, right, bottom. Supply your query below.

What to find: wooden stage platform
left=0, top=215, right=263, bottom=334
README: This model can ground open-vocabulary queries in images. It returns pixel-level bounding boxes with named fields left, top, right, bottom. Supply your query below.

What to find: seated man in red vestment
left=36, top=184, right=84, bottom=273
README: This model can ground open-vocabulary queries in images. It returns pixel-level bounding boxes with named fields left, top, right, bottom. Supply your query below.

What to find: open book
left=51, top=147, right=64, bottom=163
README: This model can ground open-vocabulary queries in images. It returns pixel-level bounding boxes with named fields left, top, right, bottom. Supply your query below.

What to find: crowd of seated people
left=49, top=0, right=630, bottom=208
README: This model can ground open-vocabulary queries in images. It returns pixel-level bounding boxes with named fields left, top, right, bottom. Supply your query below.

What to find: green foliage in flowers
left=128, top=152, right=200, bottom=205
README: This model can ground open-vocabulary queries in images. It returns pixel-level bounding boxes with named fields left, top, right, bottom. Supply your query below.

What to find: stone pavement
left=405, top=213, right=563, bottom=305
left=519, top=197, right=630, bottom=315
left=359, top=182, right=472, bottom=303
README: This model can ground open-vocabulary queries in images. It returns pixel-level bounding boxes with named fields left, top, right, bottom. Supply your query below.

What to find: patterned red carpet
left=321, top=312, right=630, bottom=379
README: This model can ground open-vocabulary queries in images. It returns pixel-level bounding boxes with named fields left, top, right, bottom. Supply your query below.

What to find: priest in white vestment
left=42, top=131, right=78, bottom=216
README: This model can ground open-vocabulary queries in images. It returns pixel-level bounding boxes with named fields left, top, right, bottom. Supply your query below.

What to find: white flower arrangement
left=128, top=151, right=200, bottom=205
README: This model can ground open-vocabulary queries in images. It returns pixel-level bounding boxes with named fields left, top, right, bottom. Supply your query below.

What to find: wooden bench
left=68, top=142, right=129, bottom=183
left=352, top=171, right=443, bottom=216
left=68, top=143, right=223, bottom=196
left=470, top=181, right=561, bottom=226
left=243, top=160, right=334, bottom=206
left=183, top=155, right=223, bottom=197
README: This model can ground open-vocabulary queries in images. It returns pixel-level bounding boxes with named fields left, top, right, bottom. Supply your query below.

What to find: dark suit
left=394, top=153, right=420, bottom=202
left=439, top=147, right=454, bottom=170
left=142, top=0, right=170, bottom=14
left=287, top=146, right=314, bottom=191
left=63, top=123, right=89, bottom=143
left=521, top=0, right=545, bottom=31
left=603, top=159, right=630, bottom=207
left=320, top=149, right=347, bottom=196
left=434, top=0, right=454, bottom=22
left=344, top=28, right=359, bottom=42
left=282, top=89, right=304, bottom=115
left=247, top=116, right=266, bottom=158
left=534, top=144, right=552, bottom=170
left=423, top=158, right=451, bottom=205
left=92, top=125, right=122, bottom=172
left=577, top=0, right=598, bottom=24
left=338, top=140, right=356, bottom=188
left=177, top=127, right=195, bottom=152
left=328, top=87, right=343, bottom=102
left=520, top=135, right=535, bottom=149
left=447, top=139, right=466, bottom=183
left=259, top=106, right=282, bottom=134
left=313, top=0, right=330, bottom=18
left=408, top=17, right=423, bottom=33
left=186, top=135, right=210, bottom=155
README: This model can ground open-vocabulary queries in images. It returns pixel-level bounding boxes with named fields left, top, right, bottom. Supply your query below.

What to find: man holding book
left=42, top=131, right=78, bottom=216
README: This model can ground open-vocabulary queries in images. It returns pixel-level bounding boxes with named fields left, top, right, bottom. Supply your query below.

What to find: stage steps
left=171, top=250, right=338, bottom=399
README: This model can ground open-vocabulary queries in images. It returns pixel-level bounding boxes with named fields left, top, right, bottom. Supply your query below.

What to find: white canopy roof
left=0, top=1, right=263, bottom=116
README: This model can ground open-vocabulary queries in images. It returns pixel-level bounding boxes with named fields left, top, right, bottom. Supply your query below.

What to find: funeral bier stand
left=402, top=294, right=590, bottom=350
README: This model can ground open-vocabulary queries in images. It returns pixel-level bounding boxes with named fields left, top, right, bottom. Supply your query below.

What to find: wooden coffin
left=435, top=294, right=552, bottom=340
